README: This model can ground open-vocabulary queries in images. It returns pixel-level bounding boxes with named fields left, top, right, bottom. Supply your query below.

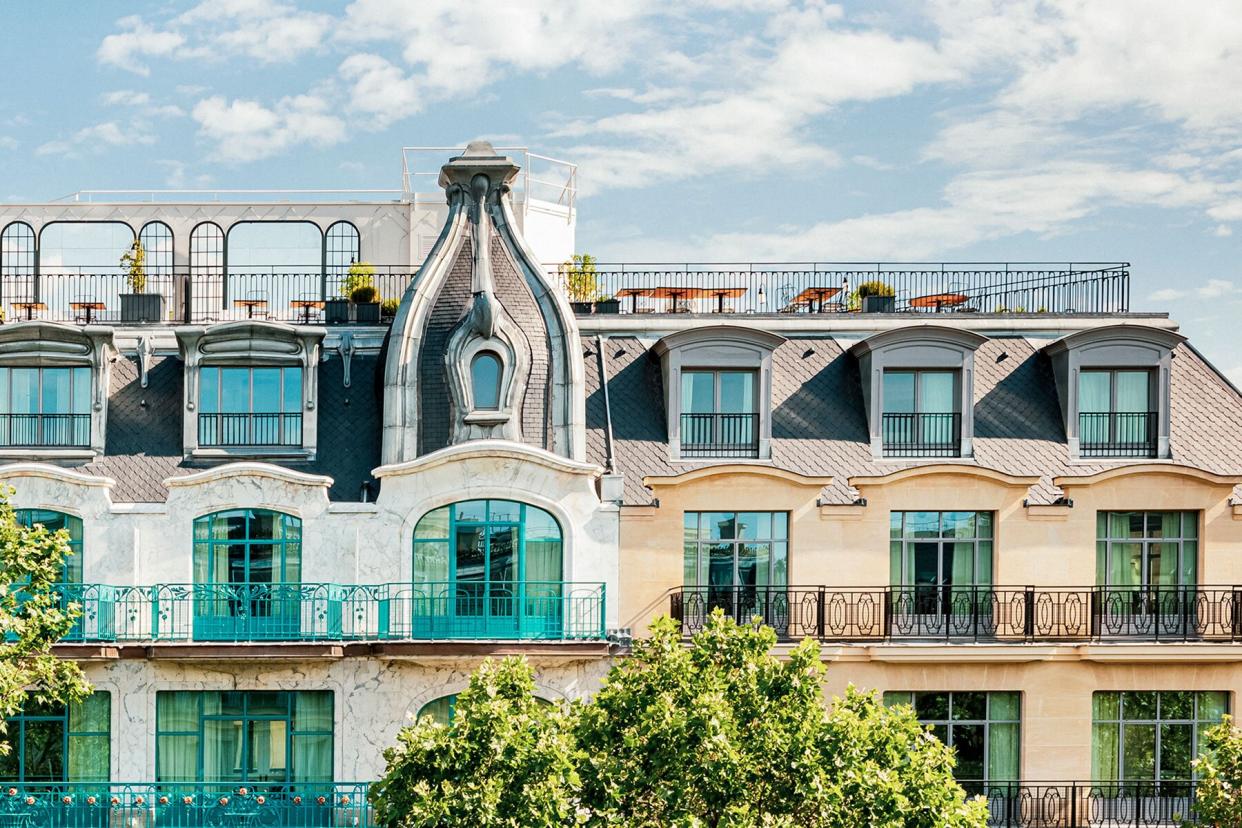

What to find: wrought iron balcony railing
left=671, top=585, right=1242, bottom=642
left=0, top=782, right=371, bottom=827
left=57, top=581, right=607, bottom=643
left=881, top=411, right=961, bottom=457
left=963, top=780, right=1200, bottom=827
left=1079, top=411, right=1157, bottom=458
left=0, top=413, right=90, bottom=448
left=198, top=413, right=304, bottom=448
left=680, top=412, right=759, bottom=458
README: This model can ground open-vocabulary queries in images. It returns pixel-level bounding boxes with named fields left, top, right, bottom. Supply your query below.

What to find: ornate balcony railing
left=671, top=585, right=1242, bottom=642
left=0, top=413, right=90, bottom=448
left=558, top=261, right=1130, bottom=316
left=881, top=411, right=961, bottom=457
left=56, top=581, right=607, bottom=643
left=680, top=412, right=759, bottom=458
left=198, top=412, right=304, bottom=447
left=1079, top=411, right=1158, bottom=458
left=963, top=780, right=1199, bottom=827
left=0, top=782, right=371, bottom=827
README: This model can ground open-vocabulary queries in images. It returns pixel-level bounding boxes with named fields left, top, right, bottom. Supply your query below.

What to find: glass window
left=881, top=370, right=960, bottom=456
left=198, top=366, right=303, bottom=447
left=0, top=692, right=110, bottom=783
left=193, top=509, right=302, bottom=586
left=471, top=352, right=502, bottom=410
left=155, top=691, right=332, bottom=785
left=680, top=370, right=757, bottom=457
left=190, top=222, right=224, bottom=276
left=684, top=512, right=788, bottom=628
left=1092, top=691, right=1227, bottom=781
left=139, top=221, right=174, bottom=276
left=38, top=222, right=134, bottom=274
left=325, top=221, right=360, bottom=278
left=0, top=366, right=91, bottom=447
left=1079, top=369, right=1155, bottom=456
left=1096, top=512, right=1197, bottom=588
left=891, top=511, right=993, bottom=587
left=15, top=509, right=83, bottom=583
left=884, top=691, right=1020, bottom=784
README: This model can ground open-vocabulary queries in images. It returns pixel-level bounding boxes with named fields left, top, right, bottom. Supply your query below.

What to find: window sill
left=189, top=447, right=316, bottom=462
left=464, top=410, right=511, bottom=426
left=0, top=447, right=97, bottom=461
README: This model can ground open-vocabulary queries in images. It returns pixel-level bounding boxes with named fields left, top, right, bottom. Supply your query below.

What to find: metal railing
left=0, top=270, right=416, bottom=326
left=401, top=146, right=577, bottom=219
left=1079, top=412, right=1158, bottom=458
left=198, top=413, right=303, bottom=448
left=57, top=581, right=607, bottom=643
left=0, top=413, right=90, bottom=448
left=881, top=412, right=961, bottom=457
left=963, top=780, right=1200, bottom=827
left=0, top=782, right=371, bottom=826
left=557, top=262, right=1130, bottom=315
left=680, top=412, right=759, bottom=458
left=671, top=585, right=1242, bottom=642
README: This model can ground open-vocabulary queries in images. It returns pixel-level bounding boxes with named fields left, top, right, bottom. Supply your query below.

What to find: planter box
left=353, top=301, right=381, bottom=324
left=120, top=292, right=166, bottom=323
left=570, top=301, right=594, bottom=314
left=595, top=299, right=621, bottom=314
left=861, top=295, right=895, bottom=313
left=325, top=299, right=350, bottom=325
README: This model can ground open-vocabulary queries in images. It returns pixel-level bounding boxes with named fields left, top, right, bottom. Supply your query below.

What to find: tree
left=0, top=489, right=90, bottom=756
left=1193, top=715, right=1242, bottom=827
left=370, top=657, right=582, bottom=827
left=119, top=239, right=147, bottom=294
left=372, top=611, right=988, bottom=828
left=560, top=254, right=602, bottom=302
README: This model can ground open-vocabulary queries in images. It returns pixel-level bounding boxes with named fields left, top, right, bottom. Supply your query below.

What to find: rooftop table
left=791, top=286, right=843, bottom=313
left=910, top=292, right=969, bottom=312
left=70, top=301, right=106, bottom=324
left=650, top=286, right=747, bottom=313
left=614, top=287, right=656, bottom=314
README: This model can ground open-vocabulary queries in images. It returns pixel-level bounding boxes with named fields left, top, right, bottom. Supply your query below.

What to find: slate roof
left=584, top=333, right=1242, bottom=506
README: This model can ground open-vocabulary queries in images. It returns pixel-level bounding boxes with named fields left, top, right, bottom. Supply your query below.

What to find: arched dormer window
left=470, top=351, right=502, bottom=410
left=848, top=326, right=987, bottom=459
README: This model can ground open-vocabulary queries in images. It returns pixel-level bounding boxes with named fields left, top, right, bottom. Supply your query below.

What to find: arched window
left=470, top=351, right=502, bottom=410
left=15, top=509, right=82, bottom=583
left=1, top=221, right=35, bottom=275
left=417, top=693, right=550, bottom=726
left=325, top=221, right=360, bottom=276
left=139, top=221, right=174, bottom=276
left=38, top=222, right=134, bottom=274
left=189, top=222, right=224, bottom=276
left=413, top=500, right=563, bottom=637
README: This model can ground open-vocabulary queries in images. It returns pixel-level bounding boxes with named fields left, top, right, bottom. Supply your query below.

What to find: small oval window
left=471, top=352, right=502, bottom=410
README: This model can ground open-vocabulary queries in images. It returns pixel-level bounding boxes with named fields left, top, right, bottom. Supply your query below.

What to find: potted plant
left=857, top=279, right=896, bottom=313
left=329, top=262, right=374, bottom=324
left=561, top=253, right=602, bottom=313
left=119, top=240, right=165, bottom=323
left=595, top=294, right=620, bottom=314
left=381, top=297, right=400, bottom=323
left=351, top=283, right=381, bottom=323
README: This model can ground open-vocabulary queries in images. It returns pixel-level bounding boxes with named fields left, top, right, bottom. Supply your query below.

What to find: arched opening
left=412, top=499, right=563, bottom=638
left=225, top=221, right=324, bottom=320
left=36, top=221, right=136, bottom=321
left=470, top=351, right=502, bottom=410
left=15, top=509, right=82, bottom=583
left=417, top=693, right=551, bottom=726
left=138, top=221, right=174, bottom=276
left=324, top=220, right=360, bottom=277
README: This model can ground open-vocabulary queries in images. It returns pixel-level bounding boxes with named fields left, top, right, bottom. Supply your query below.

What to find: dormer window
left=653, top=326, right=785, bottom=462
left=198, top=366, right=303, bottom=448
left=470, top=351, right=502, bottom=411
left=680, top=369, right=757, bottom=458
left=1043, top=325, right=1184, bottom=460
left=0, top=367, right=91, bottom=448
left=849, top=326, right=986, bottom=460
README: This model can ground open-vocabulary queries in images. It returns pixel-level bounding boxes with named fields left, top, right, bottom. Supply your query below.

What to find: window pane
left=69, top=693, right=110, bottom=734
left=952, top=693, right=987, bottom=721
left=1121, top=725, right=1156, bottom=779
left=941, top=512, right=976, bottom=538
left=735, top=512, right=770, bottom=541
left=157, top=735, right=200, bottom=782
left=905, top=512, right=941, bottom=539
left=293, top=692, right=333, bottom=733
left=158, top=692, right=201, bottom=732
left=71, top=368, right=90, bottom=415
left=200, top=367, right=219, bottom=413
left=683, top=543, right=699, bottom=587
left=1115, top=371, right=1150, bottom=412
left=883, top=371, right=915, bottom=413
left=718, top=371, right=755, bottom=413
left=282, top=367, right=302, bottom=413
left=1092, top=723, right=1120, bottom=780
left=1080, top=371, right=1111, bottom=413
left=952, top=723, right=985, bottom=780
left=414, top=506, right=450, bottom=540
left=919, top=372, right=955, bottom=413
left=1198, top=692, right=1228, bottom=721
left=67, top=734, right=108, bottom=782
left=990, top=692, right=1020, bottom=721
left=252, top=368, right=281, bottom=413
left=23, top=719, right=65, bottom=781
left=292, top=733, right=333, bottom=782
left=703, top=513, right=736, bottom=541
left=1125, top=691, right=1157, bottom=720
left=221, top=368, right=250, bottom=412
left=11, top=368, right=38, bottom=414
left=471, top=352, right=502, bottom=410
left=772, top=542, right=787, bottom=588
left=988, top=723, right=1020, bottom=782
left=1094, top=692, right=1120, bottom=720
left=414, top=541, right=449, bottom=583
left=914, top=693, right=950, bottom=721
left=1159, top=723, right=1192, bottom=780
left=1160, top=691, right=1193, bottom=720
left=681, top=371, right=716, bottom=414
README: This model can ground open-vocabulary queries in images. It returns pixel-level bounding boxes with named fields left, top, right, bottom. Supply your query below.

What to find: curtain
left=67, top=693, right=110, bottom=783
left=1092, top=723, right=1120, bottom=781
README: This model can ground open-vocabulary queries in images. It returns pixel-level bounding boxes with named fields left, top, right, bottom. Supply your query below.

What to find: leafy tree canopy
left=1193, top=715, right=1242, bottom=828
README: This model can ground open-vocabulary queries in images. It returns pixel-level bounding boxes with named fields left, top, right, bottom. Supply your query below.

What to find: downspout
left=596, top=334, right=616, bottom=474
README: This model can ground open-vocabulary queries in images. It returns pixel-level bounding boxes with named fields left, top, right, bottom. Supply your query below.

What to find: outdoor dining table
left=791, top=286, right=843, bottom=313
left=909, top=292, right=969, bottom=312
left=650, top=286, right=747, bottom=313
left=12, top=301, right=45, bottom=320
left=614, top=287, right=656, bottom=314
left=290, top=298, right=325, bottom=323
left=234, top=298, right=268, bottom=319
left=70, top=301, right=107, bottom=324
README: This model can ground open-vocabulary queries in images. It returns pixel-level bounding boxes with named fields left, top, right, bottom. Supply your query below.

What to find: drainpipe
left=596, top=334, right=624, bottom=503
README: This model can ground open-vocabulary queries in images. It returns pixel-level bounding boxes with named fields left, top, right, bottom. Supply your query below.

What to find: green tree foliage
left=0, top=489, right=90, bottom=755
left=1193, top=715, right=1242, bottom=827
left=119, top=239, right=147, bottom=294
left=343, top=261, right=377, bottom=299
left=372, top=611, right=987, bottom=827
left=561, top=254, right=602, bottom=302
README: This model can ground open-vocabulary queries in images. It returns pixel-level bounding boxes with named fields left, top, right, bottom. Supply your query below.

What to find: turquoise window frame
left=155, top=691, right=333, bottom=786
left=417, top=693, right=550, bottom=726
left=15, top=509, right=82, bottom=584
left=0, top=693, right=110, bottom=783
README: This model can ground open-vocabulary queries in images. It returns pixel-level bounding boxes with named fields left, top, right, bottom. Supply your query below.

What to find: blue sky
left=1, top=1, right=1240, bottom=376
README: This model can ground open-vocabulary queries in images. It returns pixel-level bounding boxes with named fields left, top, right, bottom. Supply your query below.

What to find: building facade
left=0, top=143, right=1239, bottom=825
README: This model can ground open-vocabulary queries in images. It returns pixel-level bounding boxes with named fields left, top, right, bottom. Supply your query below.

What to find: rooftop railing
left=964, top=780, right=1200, bottom=827
left=59, top=581, right=607, bottom=643
left=561, top=262, right=1130, bottom=315
left=671, top=585, right=1242, bottom=642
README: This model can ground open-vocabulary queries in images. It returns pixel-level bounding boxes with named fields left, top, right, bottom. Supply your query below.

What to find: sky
left=1, top=0, right=1240, bottom=377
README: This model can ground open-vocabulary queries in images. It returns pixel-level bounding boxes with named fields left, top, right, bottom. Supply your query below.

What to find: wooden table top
left=909, top=292, right=968, bottom=308
left=650, top=286, right=748, bottom=300
left=791, top=286, right=843, bottom=304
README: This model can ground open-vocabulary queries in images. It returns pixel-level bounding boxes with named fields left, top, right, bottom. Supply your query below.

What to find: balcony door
left=680, top=369, right=757, bottom=458
left=1096, top=512, right=1197, bottom=637
left=683, top=512, right=788, bottom=631
left=198, top=366, right=303, bottom=448
left=192, top=509, right=302, bottom=641
left=890, top=511, right=993, bottom=637
left=881, top=369, right=959, bottom=457
left=0, top=366, right=91, bottom=448
left=1079, top=369, right=1155, bottom=457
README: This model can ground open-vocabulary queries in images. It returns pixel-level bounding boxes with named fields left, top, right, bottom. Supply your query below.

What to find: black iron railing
left=0, top=413, right=90, bottom=447
left=198, top=413, right=303, bottom=447
left=1079, top=411, right=1157, bottom=458
left=881, top=412, right=961, bottom=457
left=962, top=780, right=1199, bottom=827
left=559, top=262, right=1130, bottom=315
left=671, top=585, right=1242, bottom=642
left=680, top=412, right=759, bottom=458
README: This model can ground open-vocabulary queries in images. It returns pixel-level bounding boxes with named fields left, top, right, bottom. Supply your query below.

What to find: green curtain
left=156, top=692, right=201, bottom=783
left=986, top=692, right=1020, bottom=782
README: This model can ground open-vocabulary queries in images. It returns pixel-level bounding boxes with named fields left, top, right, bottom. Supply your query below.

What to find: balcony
left=58, top=581, right=607, bottom=643
left=0, top=782, right=370, bottom=826
left=562, top=262, right=1130, bottom=316
left=671, top=585, right=1242, bottom=643
left=198, top=413, right=303, bottom=448
left=680, top=412, right=759, bottom=459
left=1079, top=411, right=1157, bottom=458
left=967, top=780, right=1199, bottom=827
left=881, top=412, right=961, bottom=458
left=0, top=413, right=90, bottom=448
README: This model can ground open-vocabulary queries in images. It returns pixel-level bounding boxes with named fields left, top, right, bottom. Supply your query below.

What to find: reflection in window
left=1092, top=691, right=1226, bottom=781
left=1079, top=369, right=1155, bottom=457
left=0, top=692, right=110, bottom=783
left=882, top=369, right=959, bottom=457
left=890, top=511, right=994, bottom=591
left=15, top=509, right=83, bottom=583
left=193, top=509, right=302, bottom=586
left=884, top=691, right=1019, bottom=784
left=139, top=221, right=174, bottom=276
left=680, top=369, right=757, bottom=457
left=683, top=512, right=788, bottom=631
left=226, top=222, right=322, bottom=274
left=470, top=351, right=502, bottom=410
left=156, top=691, right=332, bottom=784
left=0, top=366, right=91, bottom=447
left=1097, top=512, right=1197, bottom=589
left=198, top=366, right=303, bottom=447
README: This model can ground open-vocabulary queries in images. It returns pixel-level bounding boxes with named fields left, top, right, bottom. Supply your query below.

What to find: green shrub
left=342, top=261, right=376, bottom=298
left=856, top=279, right=895, bottom=298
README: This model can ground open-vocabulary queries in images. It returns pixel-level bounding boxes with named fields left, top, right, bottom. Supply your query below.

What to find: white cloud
left=1198, top=279, right=1237, bottom=298
left=101, top=90, right=185, bottom=118
left=1148, top=288, right=1186, bottom=302
left=338, top=54, right=420, bottom=127
left=36, top=121, right=156, bottom=157
left=0, top=136, right=16, bottom=152
left=97, top=15, right=185, bottom=75
left=191, top=95, right=346, bottom=163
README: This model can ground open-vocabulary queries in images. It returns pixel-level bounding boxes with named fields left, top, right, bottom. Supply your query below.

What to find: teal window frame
left=417, top=693, right=550, bottom=726
left=884, top=691, right=1019, bottom=783
left=0, top=692, right=110, bottom=783
left=155, top=690, right=333, bottom=785
left=1092, top=691, right=1227, bottom=781
left=15, top=509, right=82, bottom=584
left=193, top=509, right=302, bottom=586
